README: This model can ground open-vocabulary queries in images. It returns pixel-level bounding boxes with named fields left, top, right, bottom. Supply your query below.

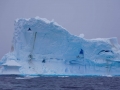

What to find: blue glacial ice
left=1, top=17, right=120, bottom=76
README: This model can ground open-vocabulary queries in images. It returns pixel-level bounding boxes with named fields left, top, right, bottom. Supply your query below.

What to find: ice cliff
left=1, top=17, right=120, bottom=76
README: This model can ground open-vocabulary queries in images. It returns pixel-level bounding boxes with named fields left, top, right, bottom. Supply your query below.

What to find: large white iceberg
left=1, top=17, right=120, bottom=76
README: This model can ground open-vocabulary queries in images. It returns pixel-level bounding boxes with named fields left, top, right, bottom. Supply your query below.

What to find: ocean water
left=0, top=75, right=120, bottom=90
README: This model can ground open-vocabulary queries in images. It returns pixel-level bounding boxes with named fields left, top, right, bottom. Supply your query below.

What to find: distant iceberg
left=1, top=17, right=120, bottom=76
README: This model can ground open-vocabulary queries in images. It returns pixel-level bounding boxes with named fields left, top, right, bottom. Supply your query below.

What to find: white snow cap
left=79, top=34, right=84, bottom=38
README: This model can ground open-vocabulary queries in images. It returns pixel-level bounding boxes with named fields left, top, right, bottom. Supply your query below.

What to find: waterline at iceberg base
left=1, top=17, right=120, bottom=76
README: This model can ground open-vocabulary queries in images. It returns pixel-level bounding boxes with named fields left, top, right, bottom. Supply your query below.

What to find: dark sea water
left=0, top=75, right=120, bottom=90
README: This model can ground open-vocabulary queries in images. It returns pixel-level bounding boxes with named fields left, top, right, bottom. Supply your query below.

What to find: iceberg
left=1, top=17, right=120, bottom=76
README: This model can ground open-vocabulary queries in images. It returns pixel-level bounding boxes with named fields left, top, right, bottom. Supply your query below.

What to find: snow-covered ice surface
left=1, top=17, right=120, bottom=76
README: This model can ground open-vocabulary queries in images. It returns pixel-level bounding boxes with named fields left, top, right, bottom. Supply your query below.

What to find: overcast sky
left=0, top=0, right=120, bottom=58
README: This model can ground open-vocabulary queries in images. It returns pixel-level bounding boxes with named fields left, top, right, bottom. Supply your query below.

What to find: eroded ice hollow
left=1, top=17, right=120, bottom=76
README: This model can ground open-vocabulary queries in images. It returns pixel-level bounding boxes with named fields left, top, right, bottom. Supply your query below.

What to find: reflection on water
left=0, top=75, right=120, bottom=90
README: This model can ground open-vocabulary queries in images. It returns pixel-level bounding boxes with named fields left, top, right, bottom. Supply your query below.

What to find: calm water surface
left=0, top=75, right=120, bottom=90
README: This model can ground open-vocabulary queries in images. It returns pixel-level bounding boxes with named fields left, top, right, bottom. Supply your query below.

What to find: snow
left=1, top=17, right=120, bottom=76
left=2, top=60, right=21, bottom=66
left=79, top=34, right=84, bottom=38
